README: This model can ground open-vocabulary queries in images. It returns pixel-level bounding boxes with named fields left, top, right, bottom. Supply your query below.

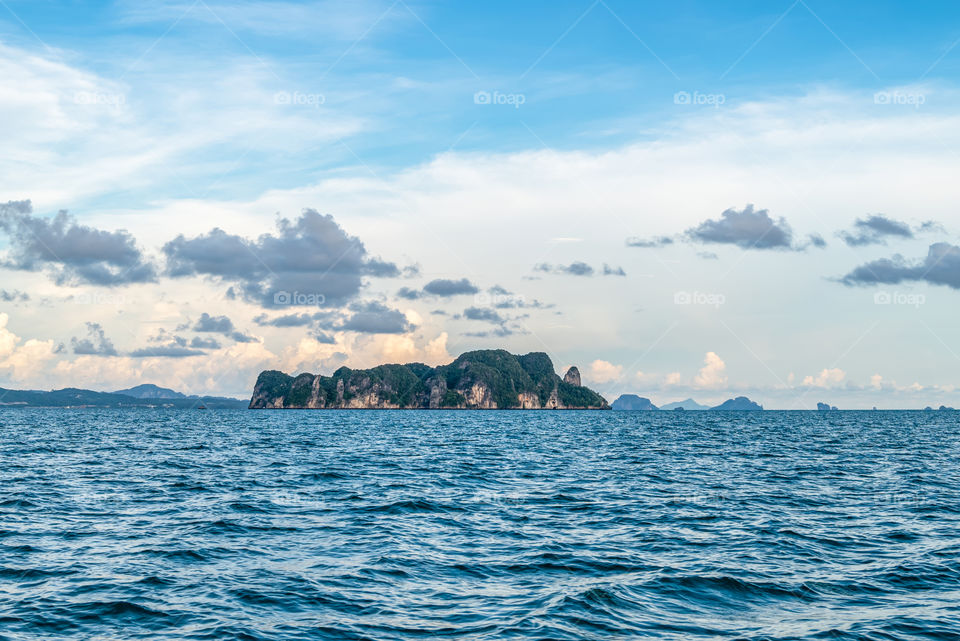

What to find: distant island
left=0, top=383, right=247, bottom=408
left=660, top=398, right=711, bottom=411
left=611, top=394, right=658, bottom=411
left=612, top=394, right=763, bottom=411
left=249, top=350, right=609, bottom=409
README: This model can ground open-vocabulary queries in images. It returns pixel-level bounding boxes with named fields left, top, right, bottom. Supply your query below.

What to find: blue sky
left=2, top=0, right=960, bottom=406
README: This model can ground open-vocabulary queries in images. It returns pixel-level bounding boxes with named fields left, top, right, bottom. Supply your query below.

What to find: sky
left=2, top=0, right=960, bottom=408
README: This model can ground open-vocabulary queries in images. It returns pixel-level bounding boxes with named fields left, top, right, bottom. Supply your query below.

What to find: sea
left=1, top=409, right=959, bottom=640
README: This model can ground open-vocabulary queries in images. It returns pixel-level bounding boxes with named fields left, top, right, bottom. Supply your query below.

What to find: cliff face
left=249, top=350, right=609, bottom=409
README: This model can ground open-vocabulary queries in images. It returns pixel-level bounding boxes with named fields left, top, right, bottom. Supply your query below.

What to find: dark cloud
left=463, top=306, right=503, bottom=323
left=396, top=278, right=480, bottom=300
left=463, top=327, right=518, bottom=338
left=687, top=204, right=793, bottom=250
left=162, top=209, right=399, bottom=308
left=191, top=312, right=256, bottom=343
left=193, top=312, right=234, bottom=333
left=0, top=200, right=156, bottom=286
left=312, top=330, right=337, bottom=344
left=919, top=220, right=945, bottom=233
left=129, top=345, right=206, bottom=358
left=422, top=278, right=479, bottom=297
left=0, top=289, right=29, bottom=302
left=602, top=264, right=626, bottom=276
left=70, top=322, right=118, bottom=356
left=535, top=261, right=595, bottom=276
left=807, top=233, right=827, bottom=248
left=839, top=215, right=914, bottom=246
left=190, top=336, right=222, bottom=349
left=396, top=286, right=422, bottom=300
left=626, top=236, right=674, bottom=248
left=840, top=242, right=960, bottom=288
left=253, top=310, right=338, bottom=327
left=339, top=301, right=413, bottom=334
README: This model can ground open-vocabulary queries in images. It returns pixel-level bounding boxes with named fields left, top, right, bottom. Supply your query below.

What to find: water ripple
left=1, top=408, right=959, bottom=639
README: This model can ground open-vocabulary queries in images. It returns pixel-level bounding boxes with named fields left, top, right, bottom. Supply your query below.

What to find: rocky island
left=249, top=350, right=610, bottom=409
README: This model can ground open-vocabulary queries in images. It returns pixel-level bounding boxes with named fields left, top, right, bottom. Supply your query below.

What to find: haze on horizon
left=2, top=0, right=960, bottom=409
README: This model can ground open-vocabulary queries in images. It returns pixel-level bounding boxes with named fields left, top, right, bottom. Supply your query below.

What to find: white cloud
left=802, top=368, right=846, bottom=388
left=0, top=313, right=60, bottom=383
left=693, top=351, right=727, bottom=389
left=588, top=359, right=623, bottom=384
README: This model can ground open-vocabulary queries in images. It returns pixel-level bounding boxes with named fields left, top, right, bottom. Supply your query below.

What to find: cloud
left=588, top=359, right=623, bottom=384
left=626, top=236, right=674, bottom=248
left=664, top=372, right=683, bottom=386
left=163, top=208, right=398, bottom=308
left=190, top=336, right=221, bottom=349
left=693, top=351, right=727, bottom=389
left=602, top=264, right=626, bottom=276
left=191, top=312, right=256, bottom=343
left=839, top=214, right=913, bottom=246
left=687, top=204, right=794, bottom=250
left=129, top=345, right=206, bottom=358
left=0, top=313, right=59, bottom=382
left=338, top=301, right=414, bottom=334
left=0, top=200, right=156, bottom=286
left=253, top=311, right=337, bottom=327
left=0, top=289, right=29, bottom=302
left=802, top=368, right=846, bottom=388
left=421, top=278, right=479, bottom=297
left=193, top=312, right=234, bottom=333
left=535, top=261, right=595, bottom=276
left=806, top=233, right=827, bottom=248
left=463, top=306, right=503, bottom=323
left=840, top=242, right=960, bottom=288
left=396, top=286, right=423, bottom=300
left=70, top=322, right=118, bottom=356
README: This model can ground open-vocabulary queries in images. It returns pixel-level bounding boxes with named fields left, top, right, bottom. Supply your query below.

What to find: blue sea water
left=1, top=409, right=959, bottom=640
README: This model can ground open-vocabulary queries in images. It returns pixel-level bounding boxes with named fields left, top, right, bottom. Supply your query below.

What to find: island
left=710, top=396, right=763, bottom=411
left=0, top=385, right=247, bottom=408
left=660, top=398, right=710, bottom=411
left=249, top=349, right=610, bottom=409
left=611, top=394, right=658, bottom=410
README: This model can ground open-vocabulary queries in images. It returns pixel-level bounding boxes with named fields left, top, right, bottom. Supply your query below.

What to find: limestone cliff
left=249, top=349, right=609, bottom=409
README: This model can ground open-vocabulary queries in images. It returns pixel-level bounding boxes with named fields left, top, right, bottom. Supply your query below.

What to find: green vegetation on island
left=249, top=349, right=609, bottom=409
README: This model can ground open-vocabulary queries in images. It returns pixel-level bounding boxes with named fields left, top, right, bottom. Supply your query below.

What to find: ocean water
left=1, top=409, right=959, bottom=640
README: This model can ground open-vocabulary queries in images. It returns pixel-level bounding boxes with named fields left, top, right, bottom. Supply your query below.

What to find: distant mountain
left=711, top=396, right=763, bottom=411
left=817, top=402, right=839, bottom=411
left=611, top=394, right=658, bottom=410
left=113, top=384, right=186, bottom=399
left=660, top=398, right=710, bottom=411
left=0, top=386, right=247, bottom=409
left=250, top=350, right=609, bottom=409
